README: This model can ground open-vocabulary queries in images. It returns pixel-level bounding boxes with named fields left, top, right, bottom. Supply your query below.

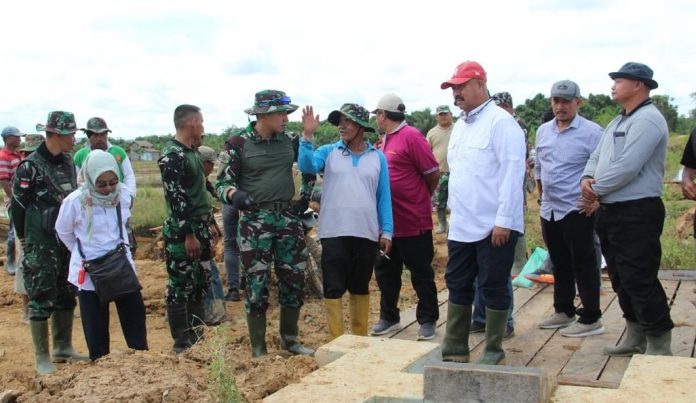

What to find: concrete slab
left=264, top=335, right=441, bottom=402
left=552, top=355, right=696, bottom=402
left=423, top=362, right=556, bottom=403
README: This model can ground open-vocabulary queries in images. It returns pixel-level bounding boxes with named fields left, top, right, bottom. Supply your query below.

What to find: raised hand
left=301, top=105, right=320, bottom=139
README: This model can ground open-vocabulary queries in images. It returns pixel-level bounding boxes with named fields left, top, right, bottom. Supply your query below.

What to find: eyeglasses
left=95, top=179, right=119, bottom=189
left=257, top=95, right=291, bottom=107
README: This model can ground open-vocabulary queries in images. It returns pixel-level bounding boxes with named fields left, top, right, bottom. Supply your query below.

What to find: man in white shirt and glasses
left=439, top=61, right=526, bottom=365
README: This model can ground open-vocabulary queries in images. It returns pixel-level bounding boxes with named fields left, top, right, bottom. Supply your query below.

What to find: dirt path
left=0, top=231, right=449, bottom=402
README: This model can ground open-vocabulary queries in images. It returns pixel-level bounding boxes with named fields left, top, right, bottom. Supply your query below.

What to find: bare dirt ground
left=0, top=226, right=449, bottom=402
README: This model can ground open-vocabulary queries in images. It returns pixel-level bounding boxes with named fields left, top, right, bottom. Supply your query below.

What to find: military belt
left=256, top=200, right=292, bottom=211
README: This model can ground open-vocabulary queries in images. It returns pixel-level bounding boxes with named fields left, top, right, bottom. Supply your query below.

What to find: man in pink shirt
left=370, top=93, right=441, bottom=340
left=0, top=126, right=24, bottom=275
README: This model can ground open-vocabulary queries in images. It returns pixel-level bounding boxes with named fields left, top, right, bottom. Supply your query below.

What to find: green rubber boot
left=476, top=308, right=508, bottom=365
left=51, top=310, right=88, bottom=362
left=441, top=303, right=471, bottom=362
left=645, top=330, right=672, bottom=356
left=246, top=314, right=268, bottom=358
left=604, top=320, right=646, bottom=356
left=30, top=319, right=56, bottom=375
left=279, top=306, right=315, bottom=356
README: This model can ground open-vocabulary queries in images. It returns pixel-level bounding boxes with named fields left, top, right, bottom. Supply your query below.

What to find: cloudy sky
left=1, top=0, right=694, bottom=141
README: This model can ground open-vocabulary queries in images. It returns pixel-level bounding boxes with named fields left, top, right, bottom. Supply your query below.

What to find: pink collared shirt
left=379, top=123, right=439, bottom=237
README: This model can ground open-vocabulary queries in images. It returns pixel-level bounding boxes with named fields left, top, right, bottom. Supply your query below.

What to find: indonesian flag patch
left=20, top=180, right=30, bottom=189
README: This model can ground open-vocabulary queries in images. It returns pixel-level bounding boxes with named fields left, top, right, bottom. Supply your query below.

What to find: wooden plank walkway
left=390, top=278, right=696, bottom=389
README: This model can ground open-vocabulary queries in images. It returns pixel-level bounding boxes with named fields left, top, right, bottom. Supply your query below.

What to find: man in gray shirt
left=535, top=80, right=604, bottom=337
left=581, top=62, right=673, bottom=356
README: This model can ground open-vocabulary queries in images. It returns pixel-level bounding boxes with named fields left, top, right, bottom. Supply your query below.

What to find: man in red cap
left=439, top=61, right=526, bottom=365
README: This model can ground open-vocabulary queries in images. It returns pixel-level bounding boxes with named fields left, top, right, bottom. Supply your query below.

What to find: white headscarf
left=79, top=150, right=123, bottom=239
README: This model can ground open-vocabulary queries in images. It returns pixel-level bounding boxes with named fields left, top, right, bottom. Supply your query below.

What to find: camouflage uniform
left=13, top=111, right=86, bottom=375
left=216, top=119, right=314, bottom=316
left=158, top=140, right=214, bottom=304
left=12, top=115, right=78, bottom=320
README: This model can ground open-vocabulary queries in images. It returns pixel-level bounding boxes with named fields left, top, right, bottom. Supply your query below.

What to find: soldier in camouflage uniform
left=215, top=90, right=315, bottom=357
left=11, top=111, right=87, bottom=375
left=158, top=104, right=214, bottom=353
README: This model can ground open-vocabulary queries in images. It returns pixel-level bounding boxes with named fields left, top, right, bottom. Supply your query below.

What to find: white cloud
left=0, top=0, right=694, bottom=141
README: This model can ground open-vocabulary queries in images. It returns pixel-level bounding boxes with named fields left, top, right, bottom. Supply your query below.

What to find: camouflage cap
left=244, top=90, right=299, bottom=115
left=327, top=103, right=375, bottom=133
left=81, top=117, right=111, bottom=134
left=492, top=92, right=513, bottom=106
left=36, top=111, right=78, bottom=135
left=435, top=105, right=451, bottom=114
left=19, top=134, right=45, bottom=152
left=197, top=145, right=218, bottom=162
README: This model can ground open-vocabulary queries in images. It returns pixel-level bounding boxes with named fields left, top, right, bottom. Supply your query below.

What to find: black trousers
left=596, top=197, right=673, bottom=336
left=79, top=290, right=148, bottom=361
left=542, top=211, right=601, bottom=324
left=445, top=231, right=519, bottom=311
left=374, top=231, right=438, bottom=324
left=321, top=236, right=379, bottom=299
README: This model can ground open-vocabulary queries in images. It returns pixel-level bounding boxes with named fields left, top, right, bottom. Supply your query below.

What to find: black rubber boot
left=30, top=319, right=56, bottom=375
left=246, top=314, right=268, bottom=358
left=51, top=310, right=88, bottom=362
left=188, top=299, right=206, bottom=345
left=441, top=303, right=471, bottom=362
left=476, top=308, right=508, bottom=365
left=166, top=302, right=192, bottom=353
left=279, top=306, right=315, bottom=356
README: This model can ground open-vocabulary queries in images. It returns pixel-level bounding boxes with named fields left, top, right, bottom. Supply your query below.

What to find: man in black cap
left=581, top=62, right=673, bottom=356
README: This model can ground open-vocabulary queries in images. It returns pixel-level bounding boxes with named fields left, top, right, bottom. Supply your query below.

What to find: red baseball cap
left=440, top=61, right=487, bottom=89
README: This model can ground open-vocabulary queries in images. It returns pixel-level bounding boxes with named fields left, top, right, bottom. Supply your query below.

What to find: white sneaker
left=559, top=320, right=605, bottom=337
left=538, top=312, right=575, bottom=329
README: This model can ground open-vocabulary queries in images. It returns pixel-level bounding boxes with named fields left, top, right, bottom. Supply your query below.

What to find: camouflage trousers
left=239, top=207, right=307, bottom=316
left=22, top=243, right=76, bottom=320
left=164, top=241, right=212, bottom=304
left=163, top=219, right=213, bottom=305
left=432, top=172, right=449, bottom=211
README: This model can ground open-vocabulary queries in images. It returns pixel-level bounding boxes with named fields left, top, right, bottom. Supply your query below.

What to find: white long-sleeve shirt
left=55, top=189, right=135, bottom=291
left=447, top=100, right=526, bottom=242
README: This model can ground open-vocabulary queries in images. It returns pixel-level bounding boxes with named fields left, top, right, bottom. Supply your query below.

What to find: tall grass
left=201, top=324, right=247, bottom=403
left=131, top=187, right=167, bottom=230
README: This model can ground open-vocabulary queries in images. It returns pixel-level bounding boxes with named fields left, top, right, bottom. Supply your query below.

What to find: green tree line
left=78, top=92, right=696, bottom=153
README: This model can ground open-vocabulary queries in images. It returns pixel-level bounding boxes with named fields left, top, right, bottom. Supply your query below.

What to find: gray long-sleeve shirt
left=582, top=101, right=667, bottom=203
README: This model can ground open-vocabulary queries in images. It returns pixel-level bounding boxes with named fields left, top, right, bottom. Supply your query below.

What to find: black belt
left=255, top=200, right=292, bottom=211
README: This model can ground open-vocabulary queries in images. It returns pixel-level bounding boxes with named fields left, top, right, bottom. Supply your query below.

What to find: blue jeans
left=472, top=276, right=514, bottom=328
left=205, top=260, right=226, bottom=300
left=7, top=220, right=14, bottom=243
left=445, top=231, right=518, bottom=313
left=222, top=204, right=240, bottom=292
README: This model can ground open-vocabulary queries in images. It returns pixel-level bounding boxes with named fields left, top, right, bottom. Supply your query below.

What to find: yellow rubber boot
left=349, top=294, right=370, bottom=336
left=325, top=298, right=344, bottom=340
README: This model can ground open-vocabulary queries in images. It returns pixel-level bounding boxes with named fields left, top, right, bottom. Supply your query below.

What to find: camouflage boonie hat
left=435, top=105, right=451, bottom=114
left=36, top=111, right=78, bottom=135
left=81, top=117, right=111, bottom=134
left=244, top=90, right=299, bottom=115
left=328, top=103, right=375, bottom=133
left=197, top=145, right=218, bottom=162
left=492, top=92, right=513, bottom=107
left=19, top=134, right=45, bottom=152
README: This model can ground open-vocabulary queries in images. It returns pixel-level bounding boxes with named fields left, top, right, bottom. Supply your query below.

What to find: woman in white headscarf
left=56, top=149, right=147, bottom=360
